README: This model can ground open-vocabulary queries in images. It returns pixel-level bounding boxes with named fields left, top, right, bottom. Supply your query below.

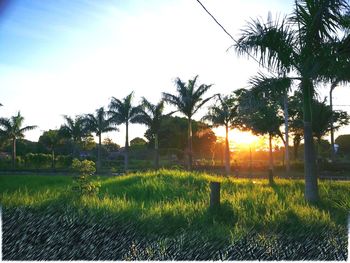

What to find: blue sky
left=0, top=0, right=349, bottom=146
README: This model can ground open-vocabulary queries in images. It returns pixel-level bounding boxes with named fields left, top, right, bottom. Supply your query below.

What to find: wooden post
left=210, top=182, right=220, bottom=208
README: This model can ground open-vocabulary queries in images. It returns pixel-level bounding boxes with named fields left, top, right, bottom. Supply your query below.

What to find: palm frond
left=236, top=14, right=296, bottom=73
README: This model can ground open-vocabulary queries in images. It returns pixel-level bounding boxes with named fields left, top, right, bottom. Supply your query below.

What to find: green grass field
left=0, top=170, right=349, bottom=260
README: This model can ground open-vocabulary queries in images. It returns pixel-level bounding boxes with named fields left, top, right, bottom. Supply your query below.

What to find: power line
left=195, top=0, right=279, bottom=78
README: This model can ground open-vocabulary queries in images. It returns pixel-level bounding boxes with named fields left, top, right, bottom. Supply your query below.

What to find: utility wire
left=195, top=0, right=279, bottom=78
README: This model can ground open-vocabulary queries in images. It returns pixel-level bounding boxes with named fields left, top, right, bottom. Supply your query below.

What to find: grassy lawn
left=0, top=170, right=349, bottom=260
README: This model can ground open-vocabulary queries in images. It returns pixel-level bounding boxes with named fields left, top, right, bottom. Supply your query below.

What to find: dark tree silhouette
left=163, top=75, right=213, bottom=170
left=84, top=107, right=117, bottom=172
left=109, top=92, right=142, bottom=172
left=0, top=112, right=37, bottom=168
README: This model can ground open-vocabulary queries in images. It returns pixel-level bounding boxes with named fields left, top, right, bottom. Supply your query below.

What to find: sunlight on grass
left=0, top=170, right=349, bottom=241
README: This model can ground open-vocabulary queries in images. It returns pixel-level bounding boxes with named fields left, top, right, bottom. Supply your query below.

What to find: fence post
left=210, top=182, right=220, bottom=208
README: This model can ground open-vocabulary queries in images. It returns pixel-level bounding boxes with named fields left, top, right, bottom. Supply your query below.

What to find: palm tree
left=237, top=88, right=284, bottom=183
left=235, top=0, right=349, bottom=202
left=202, top=94, right=238, bottom=175
left=0, top=112, right=37, bottom=168
left=312, top=98, right=349, bottom=160
left=320, top=29, right=350, bottom=161
left=132, top=98, right=175, bottom=169
left=84, top=107, right=117, bottom=172
left=59, top=115, right=89, bottom=157
left=38, top=130, right=62, bottom=169
left=109, top=92, right=142, bottom=171
left=248, top=74, right=292, bottom=173
left=163, top=75, right=213, bottom=170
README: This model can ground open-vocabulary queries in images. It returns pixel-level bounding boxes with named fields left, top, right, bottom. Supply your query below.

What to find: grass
left=0, top=169, right=349, bottom=260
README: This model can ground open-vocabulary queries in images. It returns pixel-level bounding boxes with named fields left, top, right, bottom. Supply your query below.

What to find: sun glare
left=213, top=127, right=262, bottom=150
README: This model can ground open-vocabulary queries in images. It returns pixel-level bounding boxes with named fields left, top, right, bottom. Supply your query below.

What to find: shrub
left=25, top=153, right=51, bottom=169
left=71, top=159, right=100, bottom=196
left=56, top=155, right=73, bottom=168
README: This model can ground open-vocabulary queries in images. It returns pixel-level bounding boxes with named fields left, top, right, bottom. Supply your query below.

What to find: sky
left=0, top=0, right=349, bottom=146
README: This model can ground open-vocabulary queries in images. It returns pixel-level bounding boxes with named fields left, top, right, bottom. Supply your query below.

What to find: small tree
left=59, top=115, right=89, bottom=157
left=38, top=129, right=62, bottom=169
left=202, top=94, right=239, bottom=175
left=72, top=159, right=100, bottom=196
left=237, top=88, right=284, bottom=184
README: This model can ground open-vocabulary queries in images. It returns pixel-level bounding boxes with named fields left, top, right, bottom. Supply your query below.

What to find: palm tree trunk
left=283, top=91, right=290, bottom=173
left=12, top=138, right=16, bottom=169
left=187, top=118, right=193, bottom=171
left=125, top=121, right=129, bottom=172
left=330, top=82, right=337, bottom=162
left=268, top=133, right=274, bottom=184
left=154, top=133, right=159, bottom=170
left=224, top=124, right=230, bottom=175
left=302, top=79, right=318, bottom=202
left=97, top=134, right=101, bottom=172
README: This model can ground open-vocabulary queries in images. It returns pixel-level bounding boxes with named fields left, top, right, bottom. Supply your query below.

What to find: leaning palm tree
left=235, top=0, right=349, bottom=202
left=163, top=75, right=213, bottom=170
left=202, top=94, right=238, bottom=175
left=132, top=98, right=176, bottom=170
left=0, top=112, right=37, bottom=168
left=109, top=92, right=142, bottom=171
left=59, top=115, right=89, bottom=157
left=84, top=107, right=117, bottom=172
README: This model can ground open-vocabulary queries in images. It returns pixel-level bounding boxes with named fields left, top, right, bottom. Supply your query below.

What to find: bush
left=56, top=155, right=73, bottom=168
left=71, top=159, right=100, bottom=196
left=25, top=153, right=51, bottom=169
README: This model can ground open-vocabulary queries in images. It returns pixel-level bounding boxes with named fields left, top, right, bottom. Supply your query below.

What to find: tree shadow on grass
left=99, top=173, right=207, bottom=203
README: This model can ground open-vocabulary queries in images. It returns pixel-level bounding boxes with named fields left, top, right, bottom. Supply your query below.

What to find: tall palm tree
left=84, top=107, right=117, bottom=172
left=0, top=112, right=37, bottom=168
left=132, top=98, right=176, bottom=169
left=320, top=29, right=350, bottom=161
left=59, top=115, right=89, bottom=157
left=235, top=0, right=349, bottom=202
left=109, top=92, right=142, bottom=171
left=162, top=75, right=213, bottom=170
left=202, top=94, right=238, bottom=175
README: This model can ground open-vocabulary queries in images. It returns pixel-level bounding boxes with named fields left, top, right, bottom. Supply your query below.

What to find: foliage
left=312, top=98, right=349, bottom=142
left=234, top=0, right=350, bottom=202
left=71, top=159, right=100, bottom=196
left=1, top=139, right=38, bottom=156
left=202, top=94, right=239, bottom=129
left=237, top=88, right=284, bottom=139
left=130, top=137, right=147, bottom=147
left=102, top=137, right=120, bottom=153
left=59, top=115, right=90, bottom=156
left=0, top=112, right=37, bottom=141
left=83, top=107, right=117, bottom=171
left=108, top=92, right=142, bottom=170
left=162, top=76, right=213, bottom=120
left=144, top=116, right=216, bottom=159
left=335, top=134, right=350, bottom=155
left=84, top=108, right=117, bottom=137
left=25, top=153, right=52, bottom=169
left=0, top=112, right=37, bottom=167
